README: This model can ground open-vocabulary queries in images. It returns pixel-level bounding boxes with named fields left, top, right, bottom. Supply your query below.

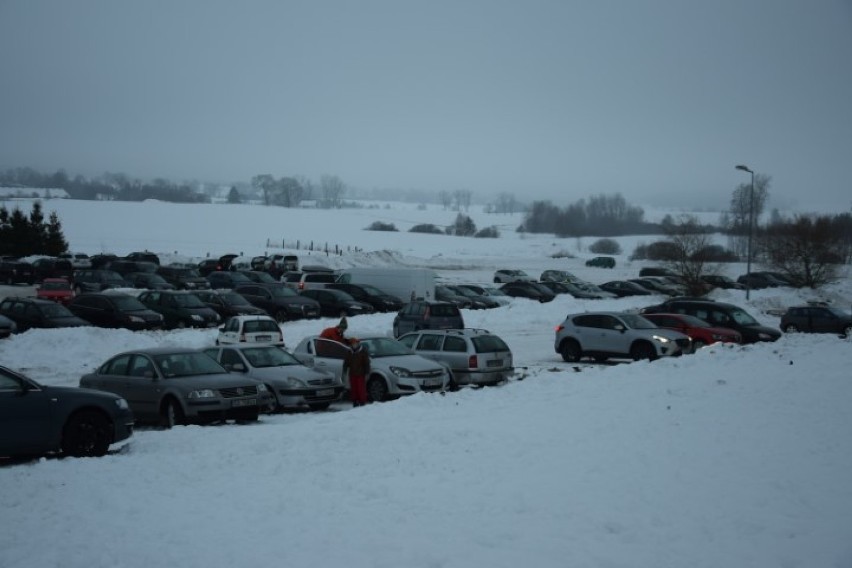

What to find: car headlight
left=188, top=389, right=217, bottom=399
left=652, top=335, right=670, bottom=344
left=282, top=377, right=306, bottom=388
left=128, top=315, right=144, bottom=322
left=389, top=366, right=412, bottom=377
left=758, top=333, right=772, bottom=340
left=711, top=334, right=723, bottom=341
left=191, top=314, right=203, bottom=321
left=114, top=398, right=130, bottom=410
left=257, top=383, right=268, bottom=392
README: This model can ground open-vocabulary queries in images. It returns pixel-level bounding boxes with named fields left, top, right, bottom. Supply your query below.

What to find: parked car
left=125, top=251, right=161, bottom=265
left=1, top=365, right=134, bottom=458
left=67, top=292, right=165, bottom=330
left=554, top=312, right=691, bottom=363
left=493, top=269, right=535, bottom=283
left=106, top=260, right=158, bottom=278
left=204, top=344, right=343, bottom=411
left=237, top=270, right=278, bottom=284
left=80, top=348, right=267, bottom=427
left=586, top=256, right=616, bottom=268
left=157, top=265, right=212, bottom=290
left=780, top=305, right=852, bottom=336
left=0, top=314, right=18, bottom=339
left=629, top=277, right=684, bottom=296
left=641, top=313, right=742, bottom=348
left=298, top=288, right=376, bottom=318
left=538, top=280, right=575, bottom=296
left=569, top=281, right=618, bottom=299
left=197, top=258, right=223, bottom=277
left=540, top=269, right=579, bottom=283
left=397, top=328, right=514, bottom=387
left=499, top=281, right=556, bottom=302
left=207, top=270, right=254, bottom=289
left=125, top=272, right=176, bottom=290
left=233, top=283, right=321, bottom=321
left=326, top=282, right=405, bottom=313
left=89, top=253, right=119, bottom=269
left=0, top=257, right=35, bottom=284
left=30, top=257, right=74, bottom=282
left=640, top=299, right=781, bottom=343
left=736, top=272, right=787, bottom=290
left=216, top=315, right=284, bottom=345
left=434, top=285, right=473, bottom=309
left=71, top=269, right=130, bottom=293
left=137, top=290, right=220, bottom=329
left=392, top=300, right=465, bottom=337
left=639, top=267, right=677, bottom=278
left=455, top=284, right=513, bottom=306
left=444, top=284, right=501, bottom=309
left=599, top=280, right=653, bottom=297
left=700, top=274, right=745, bottom=290
left=194, top=289, right=268, bottom=318
left=0, top=297, right=91, bottom=331
left=292, top=336, right=451, bottom=402
left=281, top=270, right=338, bottom=290
left=36, top=278, right=75, bottom=304
left=60, top=252, right=92, bottom=269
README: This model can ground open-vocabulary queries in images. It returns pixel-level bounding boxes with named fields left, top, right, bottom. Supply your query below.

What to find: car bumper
left=454, top=368, right=514, bottom=386
left=112, top=412, right=135, bottom=445
left=272, top=386, right=345, bottom=409
left=185, top=398, right=261, bottom=422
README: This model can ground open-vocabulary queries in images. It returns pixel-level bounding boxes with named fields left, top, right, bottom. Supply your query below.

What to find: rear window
left=430, top=304, right=460, bottom=317
left=472, top=335, right=509, bottom=353
left=243, top=320, right=279, bottom=333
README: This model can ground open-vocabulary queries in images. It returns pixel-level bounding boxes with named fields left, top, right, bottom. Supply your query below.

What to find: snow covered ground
left=1, top=198, right=851, bottom=568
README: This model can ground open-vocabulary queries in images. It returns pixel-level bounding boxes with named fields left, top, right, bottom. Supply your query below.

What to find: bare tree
left=251, top=174, right=275, bottom=206
left=726, top=173, right=771, bottom=260
left=438, top=191, right=452, bottom=210
left=663, top=215, right=717, bottom=295
left=761, top=214, right=844, bottom=288
left=320, top=174, right=345, bottom=208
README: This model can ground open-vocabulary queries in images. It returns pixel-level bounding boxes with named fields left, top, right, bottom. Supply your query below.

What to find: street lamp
left=735, top=164, right=755, bottom=300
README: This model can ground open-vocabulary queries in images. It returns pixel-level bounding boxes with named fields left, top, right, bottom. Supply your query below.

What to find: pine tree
left=44, top=212, right=69, bottom=256
left=227, top=186, right=242, bottom=204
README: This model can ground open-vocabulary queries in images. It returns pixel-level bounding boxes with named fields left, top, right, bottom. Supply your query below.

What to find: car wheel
left=559, top=339, right=582, bottom=363
left=693, top=340, right=706, bottom=350
left=309, top=402, right=331, bottom=411
left=264, top=385, right=279, bottom=413
left=783, top=324, right=800, bottom=333
left=274, top=309, right=288, bottom=322
left=366, top=376, right=388, bottom=402
left=630, top=342, right=657, bottom=361
left=61, top=410, right=111, bottom=457
left=160, top=397, right=185, bottom=429
left=842, top=325, right=852, bottom=338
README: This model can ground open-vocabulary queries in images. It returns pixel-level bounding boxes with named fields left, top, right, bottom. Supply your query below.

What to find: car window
left=129, top=355, right=155, bottom=377
left=244, top=346, right=299, bottom=367
left=443, top=336, right=468, bottom=352
left=430, top=305, right=459, bottom=317
left=220, top=349, right=244, bottom=368
left=417, top=334, right=444, bottom=351
left=315, top=338, right=350, bottom=359
left=243, top=320, right=279, bottom=333
left=471, top=335, right=508, bottom=353
left=396, top=334, right=417, bottom=348
left=103, top=354, right=132, bottom=375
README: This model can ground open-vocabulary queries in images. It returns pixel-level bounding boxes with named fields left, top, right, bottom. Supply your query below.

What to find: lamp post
left=735, top=164, right=755, bottom=300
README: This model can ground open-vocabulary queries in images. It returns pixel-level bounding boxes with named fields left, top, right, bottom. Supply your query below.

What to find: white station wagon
left=216, top=315, right=283, bottom=345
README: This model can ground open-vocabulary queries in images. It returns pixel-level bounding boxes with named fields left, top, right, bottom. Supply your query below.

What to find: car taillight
left=424, top=307, right=430, bottom=320
left=468, top=355, right=478, bottom=368
left=555, top=325, right=564, bottom=332
left=299, top=282, right=305, bottom=290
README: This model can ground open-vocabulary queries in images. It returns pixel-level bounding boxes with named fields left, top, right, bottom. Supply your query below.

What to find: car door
left=0, top=370, right=54, bottom=455
left=123, top=354, right=161, bottom=420
left=311, top=338, right=351, bottom=387
left=810, top=307, right=834, bottom=333
left=572, top=314, right=609, bottom=352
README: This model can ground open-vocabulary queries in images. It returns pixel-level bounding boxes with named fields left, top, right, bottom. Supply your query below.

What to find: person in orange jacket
left=320, top=316, right=348, bottom=343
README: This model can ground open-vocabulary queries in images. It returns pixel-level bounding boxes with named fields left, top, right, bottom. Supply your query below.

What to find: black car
left=737, top=272, right=787, bottom=290
left=67, top=293, right=165, bottom=330
left=0, top=257, right=35, bottom=284
left=0, top=365, right=135, bottom=458
left=392, top=300, right=465, bottom=337
left=156, top=265, right=212, bottom=290
left=0, top=297, right=91, bottom=332
left=435, top=285, right=472, bottom=309
left=194, top=290, right=269, bottom=318
left=538, top=280, right=574, bottom=296
left=137, top=290, right=220, bottom=329
left=125, top=272, right=176, bottom=290
left=106, top=259, right=158, bottom=278
left=72, top=269, right=131, bottom=293
left=700, top=274, right=745, bottom=290
left=89, top=253, right=119, bottom=269
left=298, top=288, right=376, bottom=317
left=780, top=305, right=852, bottom=336
left=640, top=299, right=781, bottom=343
left=237, top=270, right=279, bottom=284
left=125, top=251, right=161, bottom=265
left=207, top=270, right=254, bottom=289
left=599, top=280, right=653, bottom=297
left=30, top=257, right=74, bottom=282
left=499, top=281, right=556, bottom=303
left=445, top=284, right=500, bottom=309
left=233, top=283, right=321, bottom=322
left=326, top=282, right=404, bottom=313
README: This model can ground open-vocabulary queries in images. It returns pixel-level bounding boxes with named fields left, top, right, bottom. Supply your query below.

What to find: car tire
left=630, top=342, right=657, bottom=361
left=264, top=385, right=279, bottom=413
left=160, top=397, right=185, bottom=429
left=61, top=410, right=111, bottom=457
left=842, top=325, right=852, bottom=338
left=274, top=310, right=288, bottom=322
left=366, top=376, right=388, bottom=403
left=559, top=339, right=582, bottom=363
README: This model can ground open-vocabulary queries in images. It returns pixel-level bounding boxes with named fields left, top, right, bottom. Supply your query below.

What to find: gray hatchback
left=392, top=300, right=464, bottom=337
left=397, top=328, right=514, bottom=387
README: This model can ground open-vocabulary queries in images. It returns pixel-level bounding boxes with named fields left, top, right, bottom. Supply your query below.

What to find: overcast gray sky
left=1, top=0, right=850, bottom=212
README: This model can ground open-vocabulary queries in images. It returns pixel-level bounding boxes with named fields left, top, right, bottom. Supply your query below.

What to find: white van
left=336, top=268, right=436, bottom=302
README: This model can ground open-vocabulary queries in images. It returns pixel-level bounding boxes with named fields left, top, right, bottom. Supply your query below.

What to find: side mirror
left=614, top=324, right=625, bottom=333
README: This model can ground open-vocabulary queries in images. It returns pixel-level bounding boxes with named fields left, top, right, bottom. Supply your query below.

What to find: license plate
left=422, top=380, right=440, bottom=387
left=231, top=398, right=257, bottom=408
left=255, top=335, right=271, bottom=341
left=316, top=388, right=334, bottom=396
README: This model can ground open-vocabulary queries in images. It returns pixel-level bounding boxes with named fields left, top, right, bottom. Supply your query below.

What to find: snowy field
left=1, top=198, right=851, bottom=568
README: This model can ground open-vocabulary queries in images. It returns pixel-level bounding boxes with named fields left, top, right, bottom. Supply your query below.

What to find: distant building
left=0, top=186, right=70, bottom=199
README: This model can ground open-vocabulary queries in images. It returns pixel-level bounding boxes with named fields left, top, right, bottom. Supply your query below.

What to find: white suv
left=554, top=311, right=691, bottom=363
left=493, top=269, right=535, bottom=283
left=396, top=328, right=514, bottom=387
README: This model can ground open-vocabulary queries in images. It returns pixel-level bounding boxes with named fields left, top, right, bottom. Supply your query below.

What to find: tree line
left=0, top=201, right=69, bottom=257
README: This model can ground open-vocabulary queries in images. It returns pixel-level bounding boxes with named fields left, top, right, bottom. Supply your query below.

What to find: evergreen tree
left=44, top=212, right=69, bottom=256
left=227, top=186, right=242, bottom=204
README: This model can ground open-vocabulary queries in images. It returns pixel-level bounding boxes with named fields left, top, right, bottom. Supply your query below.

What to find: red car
left=36, top=278, right=75, bottom=305
left=642, top=313, right=741, bottom=349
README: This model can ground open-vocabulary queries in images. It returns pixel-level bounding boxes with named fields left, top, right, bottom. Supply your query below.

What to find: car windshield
left=327, top=289, right=356, bottom=301
left=41, top=303, right=75, bottom=317
left=826, top=307, right=851, bottom=317
left=269, top=286, right=298, bottom=297
left=620, top=314, right=658, bottom=330
left=676, top=315, right=712, bottom=327
left=358, top=284, right=386, bottom=296
left=243, top=346, right=299, bottom=368
left=451, top=287, right=476, bottom=298
left=222, top=292, right=252, bottom=306
left=41, top=281, right=71, bottom=291
left=361, top=338, right=414, bottom=357
left=146, top=275, right=168, bottom=284
left=112, top=296, right=148, bottom=311
left=154, top=352, right=227, bottom=377
left=472, top=335, right=510, bottom=353
left=731, top=308, right=759, bottom=326
left=102, top=271, right=126, bottom=283
left=172, top=294, right=206, bottom=308
left=482, top=286, right=509, bottom=297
